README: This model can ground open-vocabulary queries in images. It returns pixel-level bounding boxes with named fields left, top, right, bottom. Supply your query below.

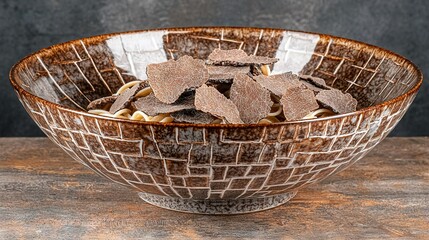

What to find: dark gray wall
left=1, top=0, right=428, bottom=137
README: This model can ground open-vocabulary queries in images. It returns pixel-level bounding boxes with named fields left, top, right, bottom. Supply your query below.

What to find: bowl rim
left=9, top=26, right=423, bottom=129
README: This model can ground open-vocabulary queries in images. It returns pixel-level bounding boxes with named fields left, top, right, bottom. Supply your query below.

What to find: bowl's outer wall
left=11, top=28, right=421, bottom=200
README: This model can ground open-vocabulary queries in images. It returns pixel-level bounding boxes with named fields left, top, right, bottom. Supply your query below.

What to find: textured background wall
left=1, top=0, right=428, bottom=136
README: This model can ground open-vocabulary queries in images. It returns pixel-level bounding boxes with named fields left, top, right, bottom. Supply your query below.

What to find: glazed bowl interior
left=11, top=27, right=421, bottom=113
left=9, top=27, right=422, bottom=214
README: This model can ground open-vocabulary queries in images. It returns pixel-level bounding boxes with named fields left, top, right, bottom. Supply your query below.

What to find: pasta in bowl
left=10, top=27, right=422, bottom=214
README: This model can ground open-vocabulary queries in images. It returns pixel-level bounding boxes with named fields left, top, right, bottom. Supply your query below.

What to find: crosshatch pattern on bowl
left=10, top=27, right=422, bottom=213
left=17, top=90, right=414, bottom=200
left=13, top=28, right=419, bottom=111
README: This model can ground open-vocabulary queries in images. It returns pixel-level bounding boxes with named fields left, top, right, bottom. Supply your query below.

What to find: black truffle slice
left=147, top=55, right=208, bottom=104
left=132, top=92, right=195, bottom=116
left=207, top=49, right=278, bottom=66
left=207, top=65, right=250, bottom=83
left=280, top=87, right=319, bottom=121
left=316, top=89, right=358, bottom=114
left=171, top=109, right=217, bottom=124
left=253, top=72, right=302, bottom=97
left=299, top=74, right=331, bottom=90
left=206, top=82, right=232, bottom=95
left=109, top=83, right=141, bottom=114
left=300, top=81, right=327, bottom=92
left=87, top=95, right=117, bottom=110
left=195, top=84, right=243, bottom=124
left=230, top=74, right=272, bottom=123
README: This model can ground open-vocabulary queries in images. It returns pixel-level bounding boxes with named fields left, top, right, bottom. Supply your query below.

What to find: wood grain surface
left=1, top=137, right=428, bottom=239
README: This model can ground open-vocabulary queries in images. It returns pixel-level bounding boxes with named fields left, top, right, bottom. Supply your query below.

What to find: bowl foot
left=138, top=191, right=297, bottom=215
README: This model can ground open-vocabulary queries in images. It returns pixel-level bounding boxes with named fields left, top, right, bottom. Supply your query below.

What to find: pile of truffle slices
left=87, top=48, right=358, bottom=124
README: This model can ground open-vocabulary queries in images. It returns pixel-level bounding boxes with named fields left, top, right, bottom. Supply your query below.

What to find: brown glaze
left=9, top=27, right=422, bottom=214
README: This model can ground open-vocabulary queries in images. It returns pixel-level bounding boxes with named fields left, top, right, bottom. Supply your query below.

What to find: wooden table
left=1, top=138, right=428, bottom=239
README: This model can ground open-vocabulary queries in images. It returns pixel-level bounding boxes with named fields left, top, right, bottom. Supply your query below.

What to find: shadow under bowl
left=9, top=27, right=422, bottom=214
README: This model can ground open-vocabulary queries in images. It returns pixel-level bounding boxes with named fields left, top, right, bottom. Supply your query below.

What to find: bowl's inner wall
left=12, top=28, right=420, bottom=111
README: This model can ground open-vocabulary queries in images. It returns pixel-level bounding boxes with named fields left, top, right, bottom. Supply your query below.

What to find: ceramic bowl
left=10, top=27, right=422, bottom=214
